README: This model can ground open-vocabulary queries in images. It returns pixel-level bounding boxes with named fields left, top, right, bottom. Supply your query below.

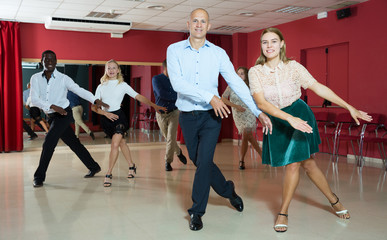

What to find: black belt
left=181, top=109, right=213, bottom=115
left=48, top=107, right=71, bottom=118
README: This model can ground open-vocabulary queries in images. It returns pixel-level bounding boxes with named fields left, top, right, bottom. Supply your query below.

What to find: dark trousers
left=180, top=110, right=233, bottom=216
left=29, top=106, right=46, bottom=131
left=34, top=107, right=100, bottom=181
left=23, top=120, right=37, bottom=137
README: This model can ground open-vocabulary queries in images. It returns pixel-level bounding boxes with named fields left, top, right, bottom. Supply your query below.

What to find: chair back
left=314, top=111, right=336, bottom=134
left=334, top=112, right=362, bottom=137
left=360, top=113, right=386, bottom=138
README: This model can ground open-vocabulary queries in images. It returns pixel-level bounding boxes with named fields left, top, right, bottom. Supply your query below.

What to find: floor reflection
left=1, top=132, right=386, bottom=240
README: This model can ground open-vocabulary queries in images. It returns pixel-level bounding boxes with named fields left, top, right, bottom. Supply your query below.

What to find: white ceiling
left=0, top=0, right=368, bottom=34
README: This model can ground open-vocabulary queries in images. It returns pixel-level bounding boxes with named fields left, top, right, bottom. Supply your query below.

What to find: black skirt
left=100, top=109, right=129, bottom=138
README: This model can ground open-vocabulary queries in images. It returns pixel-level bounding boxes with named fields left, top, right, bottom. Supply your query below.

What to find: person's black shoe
left=189, top=214, right=203, bottom=231
left=89, top=132, right=95, bottom=140
left=33, top=179, right=43, bottom=188
left=177, top=149, right=187, bottom=164
left=84, top=167, right=101, bottom=178
left=29, top=134, right=38, bottom=140
left=165, top=162, right=173, bottom=171
left=229, top=181, right=244, bottom=212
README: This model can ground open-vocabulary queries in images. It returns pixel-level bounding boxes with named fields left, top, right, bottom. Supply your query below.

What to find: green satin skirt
left=262, top=99, right=321, bottom=167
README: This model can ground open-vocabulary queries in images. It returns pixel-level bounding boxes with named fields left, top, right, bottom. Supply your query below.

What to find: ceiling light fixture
left=213, top=25, right=246, bottom=31
left=239, top=12, right=254, bottom=17
left=147, top=5, right=164, bottom=10
left=274, top=6, right=312, bottom=14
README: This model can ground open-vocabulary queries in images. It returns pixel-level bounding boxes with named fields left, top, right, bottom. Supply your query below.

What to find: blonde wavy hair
left=100, top=59, right=124, bottom=84
left=255, top=28, right=291, bottom=66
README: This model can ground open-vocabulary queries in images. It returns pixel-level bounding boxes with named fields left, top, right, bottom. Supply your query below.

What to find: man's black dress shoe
left=84, top=167, right=101, bottom=178
left=189, top=214, right=203, bottom=231
left=177, top=149, right=187, bottom=164
left=29, top=134, right=38, bottom=140
left=33, top=179, right=43, bottom=188
left=229, top=181, right=244, bottom=212
left=89, top=132, right=95, bottom=140
left=165, top=162, right=173, bottom=171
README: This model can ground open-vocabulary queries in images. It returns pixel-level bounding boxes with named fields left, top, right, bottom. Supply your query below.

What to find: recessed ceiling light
left=213, top=25, right=246, bottom=31
left=274, top=6, right=312, bottom=14
left=147, top=5, right=164, bottom=10
left=240, top=12, right=254, bottom=17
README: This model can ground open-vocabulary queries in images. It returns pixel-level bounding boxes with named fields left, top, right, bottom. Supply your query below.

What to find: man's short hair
left=41, top=50, right=57, bottom=61
left=162, top=59, right=167, bottom=68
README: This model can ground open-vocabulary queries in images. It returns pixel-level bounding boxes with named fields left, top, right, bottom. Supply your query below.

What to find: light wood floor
left=1, top=130, right=386, bottom=240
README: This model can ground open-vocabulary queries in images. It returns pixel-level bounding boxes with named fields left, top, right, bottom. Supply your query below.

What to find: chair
left=314, top=111, right=336, bottom=155
left=358, top=114, right=387, bottom=170
left=149, top=112, right=159, bottom=131
left=137, top=109, right=151, bottom=132
left=130, top=113, right=139, bottom=130
left=331, top=112, right=364, bottom=165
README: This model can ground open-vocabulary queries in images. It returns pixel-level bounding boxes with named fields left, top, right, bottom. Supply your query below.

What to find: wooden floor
left=1, top=130, right=386, bottom=240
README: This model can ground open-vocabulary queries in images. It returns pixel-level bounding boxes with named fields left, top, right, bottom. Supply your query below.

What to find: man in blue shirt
left=152, top=60, right=187, bottom=171
left=67, top=90, right=95, bottom=140
left=22, top=83, right=38, bottom=140
left=167, top=8, right=272, bottom=231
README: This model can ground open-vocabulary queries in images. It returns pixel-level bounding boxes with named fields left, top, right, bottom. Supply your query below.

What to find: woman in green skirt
left=249, top=28, right=372, bottom=232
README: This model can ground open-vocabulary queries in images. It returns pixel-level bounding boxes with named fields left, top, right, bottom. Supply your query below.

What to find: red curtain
left=0, top=21, right=23, bottom=152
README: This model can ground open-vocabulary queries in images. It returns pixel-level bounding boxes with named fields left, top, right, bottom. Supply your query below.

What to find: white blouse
left=95, top=80, right=138, bottom=112
left=249, top=60, right=317, bottom=109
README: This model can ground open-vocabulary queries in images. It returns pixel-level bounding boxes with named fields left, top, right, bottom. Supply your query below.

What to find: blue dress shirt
left=67, top=90, right=81, bottom=108
left=23, top=89, right=30, bottom=104
left=167, top=38, right=262, bottom=117
left=152, top=73, right=177, bottom=112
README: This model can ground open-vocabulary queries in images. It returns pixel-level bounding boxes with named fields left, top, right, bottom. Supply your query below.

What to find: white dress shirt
left=30, top=69, right=97, bottom=114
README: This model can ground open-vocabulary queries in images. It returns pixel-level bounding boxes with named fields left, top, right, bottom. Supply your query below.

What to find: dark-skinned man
left=30, top=50, right=109, bottom=187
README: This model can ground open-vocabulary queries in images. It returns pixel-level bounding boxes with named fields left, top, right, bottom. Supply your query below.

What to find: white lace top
left=249, top=60, right=317, bottom=109
left=222, top=86, right=256, bottom=134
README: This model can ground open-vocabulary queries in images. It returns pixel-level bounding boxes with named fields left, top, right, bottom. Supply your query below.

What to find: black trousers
left=180, top=110, right=234, bottom=216
left=28, top=106, right=45, bottom=131
left=34, top=107, right=100, bottom=181
left=23, top=120, right=36, bottom=137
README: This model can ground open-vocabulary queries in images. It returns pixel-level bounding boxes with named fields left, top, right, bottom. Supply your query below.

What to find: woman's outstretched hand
left=287, top=116, right=313, bottom=133
left=349, top=107, right=372, bottom=125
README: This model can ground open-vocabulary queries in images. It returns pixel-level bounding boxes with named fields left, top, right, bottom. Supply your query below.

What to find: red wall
left=20, top=24, right=186, bottom=62
left=130, top=65, right=158, bottom=115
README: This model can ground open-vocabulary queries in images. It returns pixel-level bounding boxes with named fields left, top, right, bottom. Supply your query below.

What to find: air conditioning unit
left=44, top=17, right=132, bottom=34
